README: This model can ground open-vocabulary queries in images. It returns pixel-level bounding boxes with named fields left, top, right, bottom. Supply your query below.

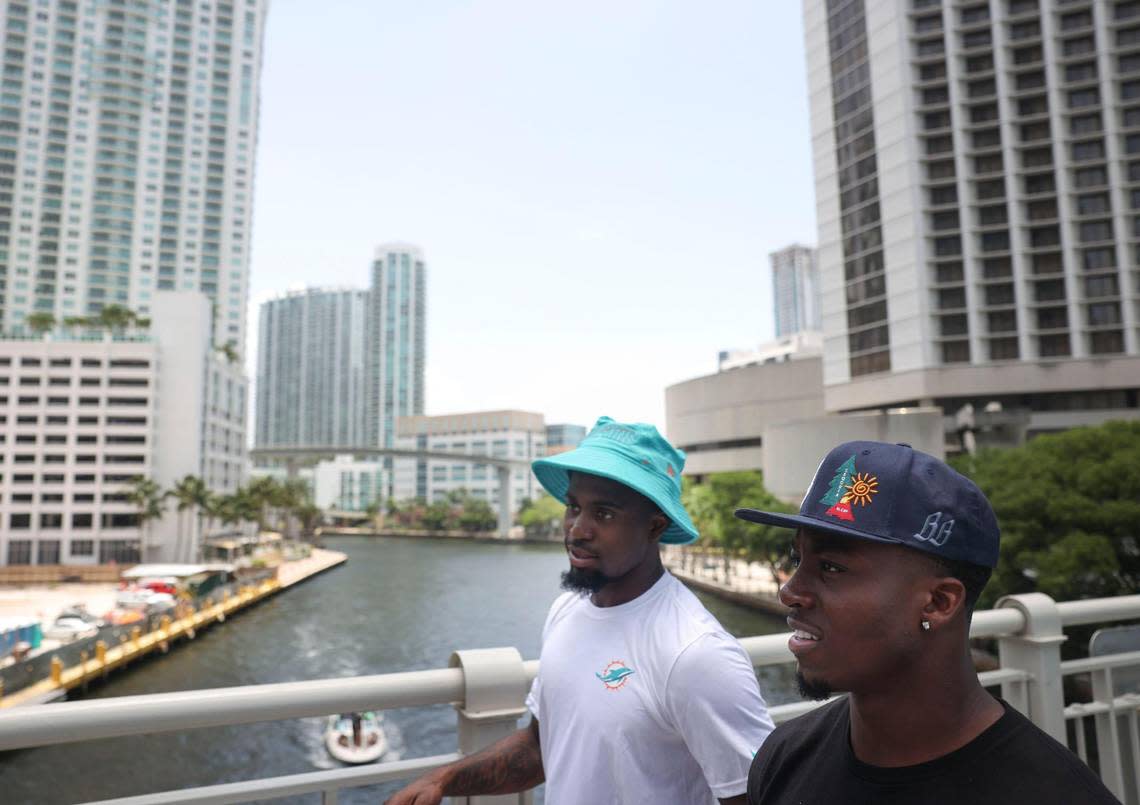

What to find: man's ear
left=647, top=511, right=669, bottom=544
left=922, top=576, right=968, bottom=630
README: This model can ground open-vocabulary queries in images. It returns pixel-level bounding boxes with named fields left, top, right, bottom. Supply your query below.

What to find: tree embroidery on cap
left=818, top=455, right=878, bottom=522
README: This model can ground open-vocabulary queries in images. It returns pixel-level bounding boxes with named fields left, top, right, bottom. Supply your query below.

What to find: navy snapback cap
left=734, top=441, right=1000, bottom=568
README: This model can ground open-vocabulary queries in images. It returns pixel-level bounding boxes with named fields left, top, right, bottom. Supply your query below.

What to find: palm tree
left=219, top=339, right=239, bottom=365
left=125, top=477, right=165, bottom=562
left=201, top=492, right=224, bottom=538
left=279, top=478, right=311, bottom=539
left=297, top=502, right=324, bottom=539
left=26, top=312, right=55, bottom=336
left=95, top=304, right=137, bottom=332
left=245, top=475, right=281, bottom=531
left=364, top=498, right=382, bottom=531
left=168, top=475, right=208, bottom=562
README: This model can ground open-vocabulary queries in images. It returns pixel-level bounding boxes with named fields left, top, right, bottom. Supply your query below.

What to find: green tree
left=26, top=312, right=55, bottom=335
left=125, top=477, right=165, bottom=562
left=246, top=475, right=282, bottom=531
left=218, top=340, right=239, bottom=364
left=296, top=502, right=324, bottom=537
left=458, top=497, right=497, bottom=532
left=168, top=475, right=208, bottom=562
left=518, top=493, right=565, bottom=537
left=364, top=497, right=383, bottom=530
left=421, top=499, right=453, bottom=531
left=682, top=471, right=796, bottom=583
left=950, top=420, right=1140, bottom=608
left=95, top=304, right=137, bottom=332
left=276, top=477, right=311, bottom=538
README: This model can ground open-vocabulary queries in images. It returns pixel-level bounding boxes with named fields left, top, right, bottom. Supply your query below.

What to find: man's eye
left=788, top=550, right=801, bottom=568
left=566, top=504, right=580, bottom=515
left=597, top=509, right=615, bottom=520
left=821, top=560, right=843, bottom=574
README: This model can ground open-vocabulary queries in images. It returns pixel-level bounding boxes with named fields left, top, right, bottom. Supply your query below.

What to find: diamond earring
left=921, top=620, right=931, bottom=631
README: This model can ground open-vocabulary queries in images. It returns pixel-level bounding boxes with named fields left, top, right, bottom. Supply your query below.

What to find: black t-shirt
left=747, top=697, right=1120, bottom=805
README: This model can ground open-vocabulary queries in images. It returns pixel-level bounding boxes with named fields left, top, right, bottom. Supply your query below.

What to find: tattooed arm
left=384, top=718, right=544, bottom=805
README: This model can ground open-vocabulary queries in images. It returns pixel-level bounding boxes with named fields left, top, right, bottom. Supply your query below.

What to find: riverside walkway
left=662, top=547, right=786, bottom=615
left=0, top=548, right=346, bottom=708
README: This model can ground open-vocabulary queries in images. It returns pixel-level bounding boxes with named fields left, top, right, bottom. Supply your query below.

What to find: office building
left=544, top=423, right=586, bottom=455
left=0, top=290, right=247, bottom=566
left=394, top=410, right=544, bottom=513
left=804, top=0, right=1140, bottom=433
left=311, top=455, right=385, bottom=512
left=0, top=0, right=267, bottom=355
left=255, top=288, right=369, bottom=447
left=771, top=244, right=822, bottom=337
left=717, top=331, right=824, bottom=371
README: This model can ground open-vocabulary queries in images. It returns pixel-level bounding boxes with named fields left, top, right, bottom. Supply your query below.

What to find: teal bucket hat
left=531, top=416, right=699, bottom=545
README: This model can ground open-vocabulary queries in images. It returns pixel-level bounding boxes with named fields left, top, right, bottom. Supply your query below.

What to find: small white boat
left=324, top=712, right=386, bottom=764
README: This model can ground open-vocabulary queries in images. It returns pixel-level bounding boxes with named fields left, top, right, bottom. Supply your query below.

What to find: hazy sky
left=247, top=1, right=817, bottom=432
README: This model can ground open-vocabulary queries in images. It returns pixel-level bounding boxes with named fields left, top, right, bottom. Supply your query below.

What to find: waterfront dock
left=0, top=548, right=346, bottom=708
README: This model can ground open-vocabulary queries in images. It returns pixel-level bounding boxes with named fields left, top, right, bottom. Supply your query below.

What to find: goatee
left=561, top=567, right=608, bottom=595
left=795, top=670, right=833, bottom=701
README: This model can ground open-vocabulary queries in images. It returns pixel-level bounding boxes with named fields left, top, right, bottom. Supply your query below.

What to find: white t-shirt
left=525, top=572, right=775, bottom=804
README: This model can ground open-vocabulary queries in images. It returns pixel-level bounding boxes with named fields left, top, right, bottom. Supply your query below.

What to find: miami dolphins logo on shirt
left=596, top=660, right=635, bottom=691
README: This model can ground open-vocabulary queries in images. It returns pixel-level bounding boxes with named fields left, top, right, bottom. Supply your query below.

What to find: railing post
left=996, top=592, right=1066, bottom=742
left=449, top=647, right=532, bottom=805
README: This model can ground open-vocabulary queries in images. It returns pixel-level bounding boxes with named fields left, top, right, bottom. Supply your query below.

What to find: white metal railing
left=0, top=594, right=1137, bottom=805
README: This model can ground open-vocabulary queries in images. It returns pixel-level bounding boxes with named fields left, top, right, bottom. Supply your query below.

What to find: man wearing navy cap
left=738, top=441, right=1119, bottom=804
left=387, top=417, right=774, bottom=805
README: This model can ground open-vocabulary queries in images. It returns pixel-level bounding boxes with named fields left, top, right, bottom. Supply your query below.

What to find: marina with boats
left=0, top=536, right=345, bottom=708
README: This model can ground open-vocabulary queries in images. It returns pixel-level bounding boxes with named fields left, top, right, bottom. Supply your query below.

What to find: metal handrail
left=0, top=594, right=1136, bottom=805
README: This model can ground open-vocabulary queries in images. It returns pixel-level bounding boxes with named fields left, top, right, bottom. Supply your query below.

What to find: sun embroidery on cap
left=819, top=455, right=878, bottom=522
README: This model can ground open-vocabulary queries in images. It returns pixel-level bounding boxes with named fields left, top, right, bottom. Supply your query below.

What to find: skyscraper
left=0, top=0, right=267, bottom=354
left=368, top=243, right=426, bottom=449
left=770, top=244, right=821, bottom=337
left=255, top=287, right=370, bottom=447
left=805, top=0, right=1140, bottom=430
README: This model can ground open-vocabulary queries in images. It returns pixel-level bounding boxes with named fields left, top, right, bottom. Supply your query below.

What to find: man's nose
left=568, top=512, right=591, bottom=540
left=778, top=568, right=814, bottom=609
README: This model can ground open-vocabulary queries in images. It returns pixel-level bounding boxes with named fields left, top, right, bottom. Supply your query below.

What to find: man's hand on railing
left=384, top=718, right=544, bottom=804
left=384, top=773, right=446, bottom=805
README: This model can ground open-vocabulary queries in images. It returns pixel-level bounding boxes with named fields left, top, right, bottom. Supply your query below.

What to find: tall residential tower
left=368, top=243, right=426, bottom=449
left=805, top=0, right=1140, bottom=432
left=771, top=244, right=821, bottom=337
left=255, top=287, right=370, bottom=447
left=0, top=0, right=267, bottom=354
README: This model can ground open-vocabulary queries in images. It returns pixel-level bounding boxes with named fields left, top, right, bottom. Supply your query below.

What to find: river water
left=0, top=536, right=797, bottom=804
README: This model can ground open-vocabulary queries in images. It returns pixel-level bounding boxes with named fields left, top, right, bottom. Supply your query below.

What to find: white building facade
left=0, top=0, right=267, bottom=353
left=804, top=0, right=1140, bottom=432
left=310, top=455, right=384, bottom=512
left=0, top=290, right=246, bottom=566
left=255, top=288, right=370, bottom=448
left=394, top=410, right=545, bottom=513
left=771, top=244, right=821, bottom=337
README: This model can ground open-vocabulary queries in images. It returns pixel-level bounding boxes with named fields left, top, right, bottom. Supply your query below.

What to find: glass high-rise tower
left=0, top=0, right=267, bottom=354
left=254, top=244, right=427, bottom=467
left=368, top=243, right=426, bottom=450
left=255, top=288, right=370, bottom=447
left=771, top=244, right=821, bottom=337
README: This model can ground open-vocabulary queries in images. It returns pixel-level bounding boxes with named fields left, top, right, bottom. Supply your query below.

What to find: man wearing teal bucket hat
left=387, top=417, right=774, bottom=805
